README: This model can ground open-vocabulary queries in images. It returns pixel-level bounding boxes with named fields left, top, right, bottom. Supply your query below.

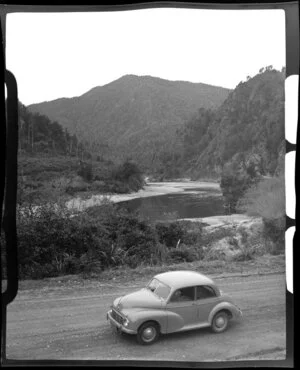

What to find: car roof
left=154, top=270, right=215, bottom=289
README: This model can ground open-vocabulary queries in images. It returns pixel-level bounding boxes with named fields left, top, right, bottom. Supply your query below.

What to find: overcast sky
left=6, top=8, right=285, bottom=105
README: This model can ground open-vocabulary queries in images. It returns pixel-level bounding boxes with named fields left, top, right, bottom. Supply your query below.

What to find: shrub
left=149, top=243, right=169, bottom=265
left=167, top=244, right=199, bottom=263
left=231, top=231, right=256, bottom=261
left=90, top=180, right=106, bottom=191
left=86, top=203, right=160, bottom=267
left=111, top=160, right=144, bottom=192
left=65, top=176, right=89, bottom=195
left=201, top=225, right=235, bottom=246
left=239, top=175, right=285, bottom=253
left=77, top=161, right=93, bottom=182
left=15, top=201, right=202, bottom=279
left=263, top=216, right=285, bottom=254
left=220, top=154, right=262, bottom=213
left=155, top=221, right=189, bottom=248
left=16, top=203, right=99, bottom=278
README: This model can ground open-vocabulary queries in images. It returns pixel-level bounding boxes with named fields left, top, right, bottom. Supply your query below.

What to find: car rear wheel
left=137, top=321, right=160, bottom=345
left=211, top=311, right=229, bottom=333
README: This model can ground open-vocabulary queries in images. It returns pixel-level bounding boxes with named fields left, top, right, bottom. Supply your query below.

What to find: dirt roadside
left=4, top=255, right=286, bottom=362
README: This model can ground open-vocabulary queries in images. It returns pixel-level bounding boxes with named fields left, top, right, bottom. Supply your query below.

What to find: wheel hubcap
left=142, top=327, right=156, bottom=341
left=216, top=316, right=225, bottom=328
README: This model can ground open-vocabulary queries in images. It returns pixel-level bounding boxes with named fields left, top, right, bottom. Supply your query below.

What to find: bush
left=167, top=244, right=200, bottom=263
left=220, top=154, right=262, bottom=213
left=90, top=180, right=106, bottom=191
left=17, top=204, right=95, bottom=278
left=83, top=204, right=160, bottom=267
left=111, top=160, right=144, bottom=192
left=201, top=225, right=235, bottom=246
left=263, top=216, right=285, bottom=254
left=15, top=201, right=205, bottom=279
left=231, top=231, right=256, bottom=261
left=65, top=176, right=89, bottom=195
left=155, top=221, right=190, bottom=248
left=77, top=161, right=93, bottom=182
left=239, top=175, right=285, bottom=253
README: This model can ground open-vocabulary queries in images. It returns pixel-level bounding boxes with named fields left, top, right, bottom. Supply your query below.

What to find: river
left=66, top=181, right=226, bottom=222
left=118, top=184, right=224, bottom=222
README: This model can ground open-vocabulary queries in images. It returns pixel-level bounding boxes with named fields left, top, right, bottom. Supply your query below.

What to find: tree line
left=18, top=102, right=88, bottom=159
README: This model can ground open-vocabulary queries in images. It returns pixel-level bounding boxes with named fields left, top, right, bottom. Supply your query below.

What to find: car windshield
left=146, top=278, right=171, bottom=300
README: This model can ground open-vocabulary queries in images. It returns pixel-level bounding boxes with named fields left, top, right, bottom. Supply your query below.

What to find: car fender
left=125, top=309, right=168, bottom=333
left=208, top=301, right=241, bottom=324
left=164, top=310, right=185, bottom=333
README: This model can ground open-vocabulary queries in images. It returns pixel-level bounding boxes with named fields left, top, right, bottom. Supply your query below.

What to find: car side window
left=170, top=287, right=195, bottom=302
left=196, top=285, right=216, bottom=300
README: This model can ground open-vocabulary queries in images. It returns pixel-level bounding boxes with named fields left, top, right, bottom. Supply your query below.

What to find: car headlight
left=123, top=318, right=130, bottom=327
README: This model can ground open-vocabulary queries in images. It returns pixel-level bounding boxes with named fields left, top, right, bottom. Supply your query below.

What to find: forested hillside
left=28, top=70, right=284, bottom=181
left=28, top=75, right=230, bottom=172
left=179, top=67, right=285, bottom=179
left=17, top=104, right=145, bottom=204
left=18, top=102, right=86, bottom=158
left=5, top=68, right=286, bottom=279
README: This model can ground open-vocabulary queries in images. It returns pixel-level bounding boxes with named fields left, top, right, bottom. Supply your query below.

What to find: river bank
left=65, top=180, right=256, bottom=229
left=14, top=179, right=275, bottom=282
left=180, top=214, right=255, bottom=228
left=65, top=181, right=221, bottom=212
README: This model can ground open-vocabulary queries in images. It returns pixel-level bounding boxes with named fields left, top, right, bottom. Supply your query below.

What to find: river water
left=66, top=181, right=226, bottom=222
left=117, top=183, right=225, bottom=222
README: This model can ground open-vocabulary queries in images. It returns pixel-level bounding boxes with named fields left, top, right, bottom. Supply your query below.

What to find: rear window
left=196, top=285, right=217, bottom=299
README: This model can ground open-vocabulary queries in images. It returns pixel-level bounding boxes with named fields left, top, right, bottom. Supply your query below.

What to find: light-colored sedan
left=107, top=270, right=242, bottom=345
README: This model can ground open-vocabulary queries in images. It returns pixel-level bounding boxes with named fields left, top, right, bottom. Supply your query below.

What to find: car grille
left=111, top=309, right=125, bottom=325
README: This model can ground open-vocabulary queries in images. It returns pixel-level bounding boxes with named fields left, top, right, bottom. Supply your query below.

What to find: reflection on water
left=118, top=188, right=225, bottom=222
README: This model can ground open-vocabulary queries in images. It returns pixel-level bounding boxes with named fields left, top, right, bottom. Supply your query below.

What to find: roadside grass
left=7, top=254, right=285, bottom=292
left=95, top=253, right=285, bottom=282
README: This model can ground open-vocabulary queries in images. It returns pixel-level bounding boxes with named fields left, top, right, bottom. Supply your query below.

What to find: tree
left=239, top=175, right=285, bottom=253
left=77, top=160, right=93, bottom=182
left=220, top=154, right=262, bottom=213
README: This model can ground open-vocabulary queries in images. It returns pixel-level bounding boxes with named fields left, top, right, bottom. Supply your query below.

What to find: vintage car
left=107, top=270, right=242, bottom=345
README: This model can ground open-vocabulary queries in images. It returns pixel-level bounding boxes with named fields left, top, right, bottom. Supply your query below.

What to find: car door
left=166, top=286, right=198, bottom=332
left=194, top=285, right=220, bottom=324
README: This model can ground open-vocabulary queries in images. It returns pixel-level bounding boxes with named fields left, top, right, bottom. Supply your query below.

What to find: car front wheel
left=137, top=321, right=160, bottom=345
left=211, top=311, right=229, bottom=333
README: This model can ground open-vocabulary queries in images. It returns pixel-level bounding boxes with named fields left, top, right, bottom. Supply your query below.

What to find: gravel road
left=5, top=273, right=286, bottom=361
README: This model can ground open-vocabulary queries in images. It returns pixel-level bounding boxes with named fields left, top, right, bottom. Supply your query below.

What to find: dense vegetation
left=17, top=103, right=145, bottom=204
left=26, top=68, right=284, bottom=182
left=238, top=175, right=285, bottom=254
left=177, top=67, right=285, bottom=179
left=18, top=102, right=86, bottom=157
left=1, top=67, right=286, bottom=280
left=28, top=75, right=230, bottom=173
left=5, top=202, right=203, bottom=279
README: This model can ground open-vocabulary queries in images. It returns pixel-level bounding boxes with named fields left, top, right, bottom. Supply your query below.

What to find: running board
left=176, top=322, right=211, bottom=333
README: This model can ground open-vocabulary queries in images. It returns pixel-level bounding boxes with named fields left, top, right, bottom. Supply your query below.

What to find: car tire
left=211, top=311, right=229, bottom=333
left=136, top=321, right=160, bottom=345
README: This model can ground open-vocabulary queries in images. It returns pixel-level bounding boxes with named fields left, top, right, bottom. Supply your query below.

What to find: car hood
left=114, top=288, right=163, bottom=310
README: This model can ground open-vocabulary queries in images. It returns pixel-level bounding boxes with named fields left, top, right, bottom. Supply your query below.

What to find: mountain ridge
left=28, top=74, right=231, bottom=169
left=178, top=68, right=285, bottom=179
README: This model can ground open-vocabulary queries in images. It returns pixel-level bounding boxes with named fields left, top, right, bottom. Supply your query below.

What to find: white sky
left=6, top=8, right=285, bottom=105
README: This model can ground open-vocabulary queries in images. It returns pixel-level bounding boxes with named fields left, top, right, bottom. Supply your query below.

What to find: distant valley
left=26, top=68, right=285, bottom=182
left=28, top=75, right=231, bottom=170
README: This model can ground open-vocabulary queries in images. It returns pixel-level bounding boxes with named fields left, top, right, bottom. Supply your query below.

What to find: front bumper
left=107, top=310, right=137, bottom=334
